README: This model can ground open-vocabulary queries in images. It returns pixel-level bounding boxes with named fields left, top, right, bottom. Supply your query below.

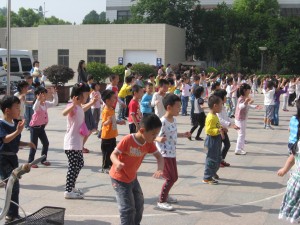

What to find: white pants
left=282, top=95, right=288, bottom=110
left=235, top=119, right=246, bottom=151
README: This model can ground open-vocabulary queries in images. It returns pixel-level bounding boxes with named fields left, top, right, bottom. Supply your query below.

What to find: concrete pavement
left=0, top=93, right=294, bottom=225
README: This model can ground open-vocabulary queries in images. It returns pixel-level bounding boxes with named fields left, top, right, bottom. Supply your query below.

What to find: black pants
left=221, top=132, right=231, bottom=160
left=65, top=150, right=84, bottom=192
left=129, top=123, right=137, bottom=134
left=101, top=138, right=116, bottom=169
left=125, top=95, right=133, bottom=117
left=190, top=112, right=206, bottom=138
left=29, top=125, right=49, bottom=163
left=288, top=92, right=296, bottom=106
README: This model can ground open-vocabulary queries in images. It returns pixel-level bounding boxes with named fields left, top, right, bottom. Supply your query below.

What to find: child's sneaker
left=235, top=150, right=247, bottom=155
left=72, top=188, right=84, bottom=195
left=64, top=191, right=84, bottom=199
left=167, top=195, right=178, bottom=203
left=202, top=179, right=218, bottom=185
left=157, top=202, right=174, bottom=211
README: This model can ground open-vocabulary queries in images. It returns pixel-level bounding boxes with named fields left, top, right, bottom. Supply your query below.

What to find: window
left=117, top=10, right=131, bottom=21
left=87, top=50, right=106, bottom=64
left=58, top=49, right=69, bottom=67
left=10, top=58, right=19, bottom=72
left=20, top=58, right=32, bottom=72
left=32, top=50, right=38, bottom=61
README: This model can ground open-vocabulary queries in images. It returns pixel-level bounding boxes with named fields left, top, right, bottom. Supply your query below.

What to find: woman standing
left=77, top=60, right=87, bottom=83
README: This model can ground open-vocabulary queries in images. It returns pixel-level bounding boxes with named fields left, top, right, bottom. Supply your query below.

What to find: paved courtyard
left=0, top=93, right=294, bottom=225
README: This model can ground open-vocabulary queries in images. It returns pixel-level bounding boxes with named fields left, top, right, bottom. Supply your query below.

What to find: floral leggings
left=65, top=150, right=84, bottom=192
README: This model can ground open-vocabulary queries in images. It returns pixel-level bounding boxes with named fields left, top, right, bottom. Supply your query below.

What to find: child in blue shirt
left=141, top=82, right=154, bottom=116
left=0, top=96, right=35, bottom=223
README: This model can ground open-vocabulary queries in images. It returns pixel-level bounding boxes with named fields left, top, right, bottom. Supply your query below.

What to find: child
left=14, top=80, right=29, bottom=120
left=100, top=90, right=125, bottom=173
left=278, top=100, right=300, bottom=223
left=282, top=78, right=290, bottom=112
left=141, top=82, right=154, bottom=116
left=180, top=76, right=191, bottom=116
left=118, top=75, right=134, bottom=120
left=287, top=99, right=300, bottom=154
left=148, top=73, right=156, bottom=87
left=90, top=82, right=103, bottom=132
left=235, top=83, right=262, bottom=155
left=110, top=114, right=164, bottom=225
left=262, top=81, right=275, bottom=129
left=202, top=95, right=225, bottom=185
left=24, top=75, right=35, bottom=130
left=190, top=75, right=200, bottom=120
left=189, top=86, right=206, bottom=141
left=62, top=83, right=91, bottom=199
left=106, top=74, right=126, bottom=110
left=214, top=89, right=239, bottom=167
left=0, top=96, right=35, bottom=223
left=156, top=93, right=191, bottom=210
left=128, top=85, right=143, bottom=133
left=274, top=79, right=288, bottom=126
left=135, top=74, right=144, bottom=88
left=225, top=77, right=234, bottom=117
left=28, top=87, right=58, bottom=168
left=151, top=79, right=169, bottom=118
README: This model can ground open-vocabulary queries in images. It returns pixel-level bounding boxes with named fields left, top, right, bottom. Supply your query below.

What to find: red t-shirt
left=109, top=134, right=158, bottom=183
left=128, top=99, right=141, bottom=124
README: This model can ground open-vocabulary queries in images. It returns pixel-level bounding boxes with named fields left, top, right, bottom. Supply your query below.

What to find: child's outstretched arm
left=152, top=151, right=164, bottom=179
left=278, top=154, right=295, bottom=177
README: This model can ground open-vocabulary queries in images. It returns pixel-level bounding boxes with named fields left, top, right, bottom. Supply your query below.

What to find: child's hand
left=117, top=120, right=126, bottom=125
left=17, top=120, right=25, bottom=133
left=182, top=132, right=191, bottom=138
left=92, top=94, right=99, bottom=104
left=107, top=116, right=113, bottom=124
left=249, top=99, right=254, bottom=104
left=121, top=103, right=126, bottom=108
left=277, top=168, right=287, bottom=177
left=232, top=124, right=240, bottom=130
left=115, top=161, right=125, bottom=172
left=72, top=96, right=80, bottom=105
left=36, top=93, right=43, bottom=101
left=156, top=136, right=167, bottom=143
left=222, top=127, right=228, bottom=133
left=153, top=170, right=163, bottom=179
left=155, top=100, right=159, bottom=106
left=28, top=142, right=36, bottom=150
left=256, top=105, right=263, bottom=110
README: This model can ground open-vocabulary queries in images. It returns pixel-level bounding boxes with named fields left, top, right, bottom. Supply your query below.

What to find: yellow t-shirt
left=205, top=112, right=220, bottom=136
left=168, top=85, right=176, bottom=93
left=118, top=84, right=132, bottom=98
left=101, top=106, right=118, bottom=139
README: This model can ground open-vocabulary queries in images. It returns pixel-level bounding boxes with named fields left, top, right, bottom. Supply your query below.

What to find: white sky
left=0, top=0, right=106, bottom=24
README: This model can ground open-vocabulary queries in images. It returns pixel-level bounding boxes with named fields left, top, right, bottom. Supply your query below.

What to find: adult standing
left=124, top=63, right=132, bottom=81
left=77, top=60, right=87, bottom=83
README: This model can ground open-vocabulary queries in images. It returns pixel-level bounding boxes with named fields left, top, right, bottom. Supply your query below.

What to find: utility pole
left=6, top=0, right=11, bottom=95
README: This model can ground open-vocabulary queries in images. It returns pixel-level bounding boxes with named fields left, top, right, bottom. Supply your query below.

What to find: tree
left=233, top=0, right=279, bottom=16
left=82, top=11, right=109, bottom=24
left=18, top=7, right=41, bottom=27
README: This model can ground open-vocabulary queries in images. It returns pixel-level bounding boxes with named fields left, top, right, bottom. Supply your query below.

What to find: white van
left=0, top=48, right=34, bottom=82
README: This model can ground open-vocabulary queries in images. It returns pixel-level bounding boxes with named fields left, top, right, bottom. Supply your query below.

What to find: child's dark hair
left=211, top=82, right=220, bottom=91
left=239, top=83, right=251, bottom=96
left=158, top=79, right=169, bottom=87
left=163, top=93, right=181, bottom=110
left=70, top=82, right=90, bottom=99
left=34, top=86, right=48, bottom=96
left=109, top=74, right=119, bottom=82
left=167, top=78, right=175, bottom=86
left=0, top=96, right=20, bottom=113
left=148, top=73, right=155, bottom=79
left=87, top=75, right=94, bottom=81
left=227, top=77, right=233, bottom=85
left=17, top=80, right=29, bottom=92
left=140, top=114, right=162, bottom=132
left=90, top=82, right=100, bottom=91
left=193, top=86, right=204, bottom=99
left=25, top=75, right=33, bottom=80
left=194, top=75, right=200, bottom=81
left=208, top=95, right=222, bottom=109
left=213, top=89, right=227, bottom=101
left=125, top=75, right=134, bottom=84
left=101, top=89, right=115, bottom=103
left=145, top=82, right=154, bottom=87
left=266, top=80, right=274, bottom=89
left=132, top=84, right=142, bottom=95
left=295, top=99, right=300, bottom=119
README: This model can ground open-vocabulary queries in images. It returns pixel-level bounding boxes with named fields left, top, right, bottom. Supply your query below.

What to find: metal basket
left=7, top=206, right=65, bottom=225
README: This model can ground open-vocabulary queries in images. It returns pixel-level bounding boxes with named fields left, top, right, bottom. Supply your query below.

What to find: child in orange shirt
left=100, top=90, right=125, bottom=173
left=110, top=114, right=164, bottom=225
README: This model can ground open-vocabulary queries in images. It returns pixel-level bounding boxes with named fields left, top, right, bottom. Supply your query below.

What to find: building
left=106, top=0, right=300, bottom=21
left=0, top=24, right=185, bottom=81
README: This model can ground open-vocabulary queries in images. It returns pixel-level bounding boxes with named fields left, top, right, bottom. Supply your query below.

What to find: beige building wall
left=0, top=24, right=186, bottom=81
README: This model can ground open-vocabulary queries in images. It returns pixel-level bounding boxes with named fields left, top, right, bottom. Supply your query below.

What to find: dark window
left=58, top=49, right=69, bottom=67
left=0, top=58, right=2, bottom=67
left=32, top=50, right=38, bottom=61
left=87, top=50, right=106, bottom=64
left=117, top=10, right=131, bottom=21
left=10, top=58, right=19, bottom=72
left=20, top=58, right=32, bottom=72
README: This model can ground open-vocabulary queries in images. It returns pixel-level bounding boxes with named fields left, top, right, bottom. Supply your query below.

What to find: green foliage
left=86, top=62, right=112, bottom=82
left=44, top=65, right=74, bottom=85
left=206, top=67, right=218, bottom=74
left=82, top=11, right=109, bottom=24
left=131, top=63, right=156, bottom=78
left=111, top=65, right=125, bottom=76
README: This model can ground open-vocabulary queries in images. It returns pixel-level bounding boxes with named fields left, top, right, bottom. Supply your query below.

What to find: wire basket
left=7, top=206, right=65, bottom=225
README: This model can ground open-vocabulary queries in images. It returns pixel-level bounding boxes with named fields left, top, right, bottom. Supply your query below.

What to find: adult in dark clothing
left=77, top=60, right=87, bottom=83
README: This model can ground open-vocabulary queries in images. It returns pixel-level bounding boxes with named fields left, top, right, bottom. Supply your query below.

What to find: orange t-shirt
left=101, top=106, right=118, bottom=139
left=109, top=134, right=158, bottom=183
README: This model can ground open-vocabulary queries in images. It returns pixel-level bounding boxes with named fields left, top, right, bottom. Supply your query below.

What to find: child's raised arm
left=62, top=97, right=78, bottom=116
left=278, top=154, right=295, bottom=177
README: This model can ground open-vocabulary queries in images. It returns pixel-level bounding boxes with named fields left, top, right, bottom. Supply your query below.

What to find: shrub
left=86, top=62, right=112, bottom=82
left=44, top=65, right=74, bottom=86
left=131, top=63, right=156, bottom=79
left=207, top=66, right=218, bottom=74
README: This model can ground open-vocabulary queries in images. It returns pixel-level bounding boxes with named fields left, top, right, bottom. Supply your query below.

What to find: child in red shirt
left=128, top=85, right=143, bottom=133
left=110, top=114, right=164, bottom=225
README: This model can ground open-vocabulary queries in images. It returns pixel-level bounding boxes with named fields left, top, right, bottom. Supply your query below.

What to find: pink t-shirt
left=64, top=105, right=84, bottom=150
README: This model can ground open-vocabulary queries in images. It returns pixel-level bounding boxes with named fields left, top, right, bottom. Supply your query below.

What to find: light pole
left=259, top=46, right=267, bottom=74
left=6, top=0, right=11, bottom=95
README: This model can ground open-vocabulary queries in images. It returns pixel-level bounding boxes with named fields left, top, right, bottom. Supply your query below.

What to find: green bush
left=86, top=62, right=112, bottom=82
left=131, top=63, right=156, bottom=79
left=207, top=67, right=218, bottom=74
left=44, top=65, right=74, bottom=86
left=111, top=65, right=126, bottom=82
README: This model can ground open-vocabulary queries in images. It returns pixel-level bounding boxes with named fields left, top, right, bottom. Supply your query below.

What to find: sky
left=0, top=0, right=106, bottom=24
